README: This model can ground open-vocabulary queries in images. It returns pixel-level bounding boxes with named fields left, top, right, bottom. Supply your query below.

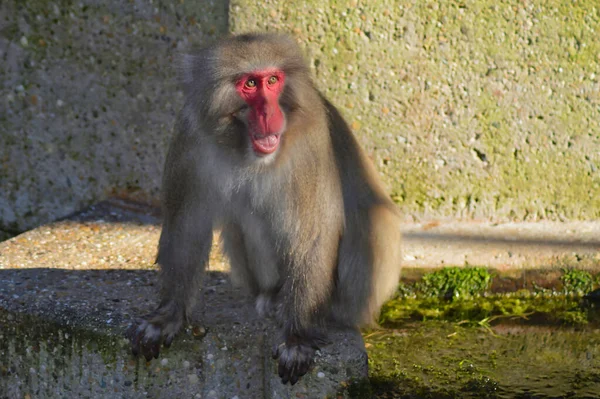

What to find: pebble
left=317, top=371, right=325, bottom=378
left=20, top=36, right=28, bottom=46
left=192, top=325, right=206, bottom=338
left=187, top=374, right=199, bottom=384
left=160, top=358, right=168, bottom=366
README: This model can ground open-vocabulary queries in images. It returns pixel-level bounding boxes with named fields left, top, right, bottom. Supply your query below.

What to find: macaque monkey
left=127, top=33, right=402, bottom=385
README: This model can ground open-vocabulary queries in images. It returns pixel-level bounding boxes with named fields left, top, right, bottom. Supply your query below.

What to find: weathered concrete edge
left=0, top=201, right=370, bottom=397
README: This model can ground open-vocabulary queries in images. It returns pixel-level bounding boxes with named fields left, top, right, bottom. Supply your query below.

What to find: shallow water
left=365, top=322, right=600, bottom=398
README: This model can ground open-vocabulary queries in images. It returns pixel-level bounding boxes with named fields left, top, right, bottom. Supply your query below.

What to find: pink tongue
left=255, top=134, right=278, bottom=148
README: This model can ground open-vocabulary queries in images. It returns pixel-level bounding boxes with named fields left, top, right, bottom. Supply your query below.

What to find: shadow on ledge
left=0, top=268, right=367, bottom=398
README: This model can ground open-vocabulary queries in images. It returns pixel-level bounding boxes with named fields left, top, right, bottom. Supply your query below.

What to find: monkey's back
left=321, top=97, right=403, bottom=327
left=322, top=98, right=398, bottom=214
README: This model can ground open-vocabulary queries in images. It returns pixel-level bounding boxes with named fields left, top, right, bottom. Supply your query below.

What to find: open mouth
left=250, top=133, right=280, bottom=155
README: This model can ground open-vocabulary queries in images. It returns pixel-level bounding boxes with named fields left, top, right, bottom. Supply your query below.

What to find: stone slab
left=0, top=201, right=368, bottom=398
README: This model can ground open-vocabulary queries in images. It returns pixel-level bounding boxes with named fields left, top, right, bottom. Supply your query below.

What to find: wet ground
left=362, top=266, right=600, bottom=398
left=364, top=321, right=600, bottom=399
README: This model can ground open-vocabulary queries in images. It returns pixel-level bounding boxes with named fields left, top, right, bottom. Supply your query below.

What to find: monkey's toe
left=141, top=339, right=160, bottom=361
left=274, top=340, right=317, bottom=385
left=164, top=333, right=175, bottom=348
left=126, top=319, right=168, bottom=361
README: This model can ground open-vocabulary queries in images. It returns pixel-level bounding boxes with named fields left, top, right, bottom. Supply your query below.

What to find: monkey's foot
left=126, top=304, right=184, bottom=361
left=272, top=334, right=326, bottom=385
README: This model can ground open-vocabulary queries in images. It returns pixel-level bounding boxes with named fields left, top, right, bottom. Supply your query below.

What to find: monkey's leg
left=239, top=217, right=282, bottom=319
left=272, top=237, right=337, bottom=385
left=127, top=210, right=213, bottom=361
left=222, top=219, right=282, bottom=320
left=220, top=221, right=259, bottom=294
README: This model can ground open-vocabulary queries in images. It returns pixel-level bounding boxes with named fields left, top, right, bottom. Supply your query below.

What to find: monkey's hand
left=272, top=334, right=327, bottom=385
left=125, top=302, right=184, bottom=361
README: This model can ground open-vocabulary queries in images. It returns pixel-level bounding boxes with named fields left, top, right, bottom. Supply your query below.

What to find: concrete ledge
left=402, top=220, right=600, bottom=269
left=0, top=270, right=367, bottom=398
left=0, top=202, right=368, bottom=398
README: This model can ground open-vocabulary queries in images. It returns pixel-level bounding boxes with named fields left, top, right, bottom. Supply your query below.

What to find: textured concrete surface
left=0, top=201, right=368, bottom=398
left=2, top=0, right=600, bottom=235
left=0, top=274, right=368, bottom=398
left=230, top=0, right=600, bottom=221
left=402, top=220, right=600, bottom=270
left=1, top=200, right=598, bottom=274
left=0, top=0, right=228, bottom=233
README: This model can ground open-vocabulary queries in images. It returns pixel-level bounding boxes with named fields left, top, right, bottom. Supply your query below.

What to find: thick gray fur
left=127, top=33, right=402, bottom=385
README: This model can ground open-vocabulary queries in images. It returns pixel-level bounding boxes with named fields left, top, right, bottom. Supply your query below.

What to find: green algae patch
left=364, top=322, right=600, bottom=399
left=562, top=267, right=598, bottom=295
left=0, top=311, right=122, bottom=365
left=379, top=293, right=596, bottom=328
left=415, top=266, right=492, bottom=299
left=380, top=266, right=600, bottom=327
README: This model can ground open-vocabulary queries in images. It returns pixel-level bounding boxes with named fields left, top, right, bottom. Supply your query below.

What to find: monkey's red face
left=235, top=68, right=286, bottom=156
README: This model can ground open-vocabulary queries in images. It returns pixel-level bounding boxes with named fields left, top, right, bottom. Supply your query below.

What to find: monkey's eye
left=245, top=79, right=256, bottom=88
left=267, top=76, right=278, bottom=85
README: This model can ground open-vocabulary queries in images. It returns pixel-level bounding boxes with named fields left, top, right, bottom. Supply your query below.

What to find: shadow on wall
left=0, top=0, right=230, bottom=234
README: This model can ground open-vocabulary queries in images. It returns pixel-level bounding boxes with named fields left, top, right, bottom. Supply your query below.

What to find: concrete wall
left=2, top=0, right=599, bottom=234
left=0, top=0, right=228, bottom=233
left=230, top=0, right=600, bottom=222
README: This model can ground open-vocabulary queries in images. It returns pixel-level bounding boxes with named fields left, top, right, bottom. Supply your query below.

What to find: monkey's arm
left=273, top=224, right=340, bottom=384
left=128, top=129, right=214, bottom=360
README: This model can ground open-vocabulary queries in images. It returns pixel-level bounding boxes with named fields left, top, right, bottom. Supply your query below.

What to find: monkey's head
left=180, top=33, right=313, bottom=162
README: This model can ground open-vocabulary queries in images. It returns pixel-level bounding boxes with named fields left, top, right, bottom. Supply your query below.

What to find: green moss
left=369, top=268, right=599, bottom=394
left=416, top=266, right=492, bottom=299
left=379, top=293, right=595, bottom=328
left=342, top=378, right=373, bottom=399
left=380, top=266, right=599, bottom=327
left=561, top=268, right=595, bottom=295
